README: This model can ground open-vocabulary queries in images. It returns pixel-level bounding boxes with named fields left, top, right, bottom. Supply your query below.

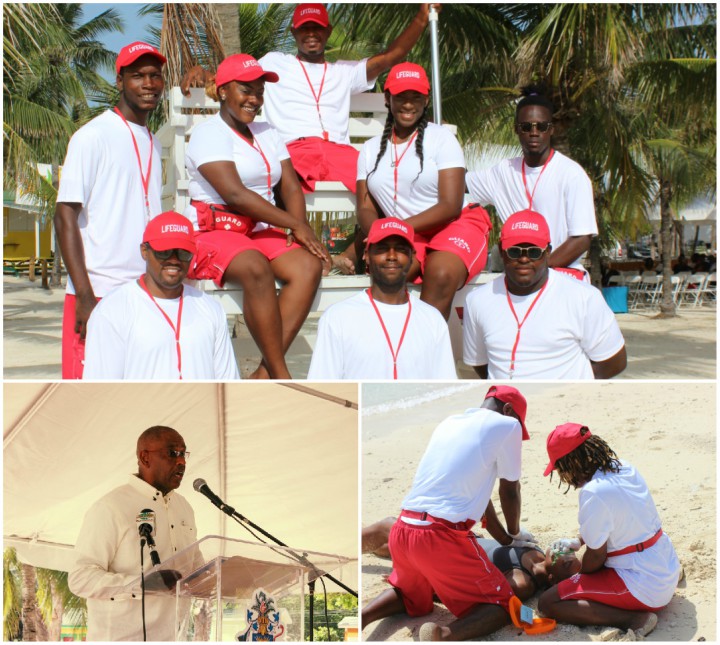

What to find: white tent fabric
left=3, top=382, right=358, bottom=590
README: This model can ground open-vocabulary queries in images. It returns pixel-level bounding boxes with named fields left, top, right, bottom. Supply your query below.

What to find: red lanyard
left=139, top=276, right=184, bottom=379
left=521, top=148, right=555, bottom=210
left=297, top=57, right=329, bottom=141
left=113, top=107, right=153, bottom=221
left=366, top=289, right=412, bottom=380
left=391, top=129, right=419, bottom=216
left=504, top=278, right=549, bottom=378
left=230, top=127, right=273, bottom=201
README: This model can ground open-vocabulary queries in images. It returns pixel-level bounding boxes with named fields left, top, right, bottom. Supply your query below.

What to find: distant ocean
left=361, top=383, right=480, bottom=417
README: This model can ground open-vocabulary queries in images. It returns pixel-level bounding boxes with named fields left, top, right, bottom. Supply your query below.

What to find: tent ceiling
left=3, top=383, right=358, bottom=591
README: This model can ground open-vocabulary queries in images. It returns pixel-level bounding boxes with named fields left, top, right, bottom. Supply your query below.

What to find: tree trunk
left=48, top=578, right=64, bottom=641
left=50, top=164, right=62, bottom=288
left=215, top=4, right=241, bottom=57
left=658, top=179, right=676, bottom=317
left=589, top=236, right=603, bottom=288
left=20, top=564, right=48, bottom=641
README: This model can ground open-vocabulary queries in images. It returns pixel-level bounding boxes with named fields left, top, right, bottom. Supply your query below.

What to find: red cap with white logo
left=366, top=217, right=416, bottom=250
left=292, top=3, right=330, bottom=28
left=216, top=54, right=280, bottom=87
left=116, top=42, right=166, bottom=75
left=384, top=62, right=430, bottom=96
left=500, top=210, right=551, bottom=250
left=143, top=212, right=196, bottom=253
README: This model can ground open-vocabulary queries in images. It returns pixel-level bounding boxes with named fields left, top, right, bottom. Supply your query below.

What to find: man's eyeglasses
left=146, top=449, right=190, bottom=460
left=146, top=244, right=194, bottom=263
left=516, top=121, right=553, bottom=133
left=505, top=246, right=546, bottom=260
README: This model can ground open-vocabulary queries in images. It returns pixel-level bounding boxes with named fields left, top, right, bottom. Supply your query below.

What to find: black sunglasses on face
left=505, top=246, right=546, bottom=260
left=146, top=245, right=194, bottom=262
left=516, top=121, right=553, bottom=133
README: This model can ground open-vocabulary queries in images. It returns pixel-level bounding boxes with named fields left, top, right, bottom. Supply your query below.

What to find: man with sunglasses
left=70, top=426, right=202, bottom=641
left=466, top=86, right=597, bottom=280
left=83, top=212, right=239, bottom=380
left=463, top=210, right=626, bottom=380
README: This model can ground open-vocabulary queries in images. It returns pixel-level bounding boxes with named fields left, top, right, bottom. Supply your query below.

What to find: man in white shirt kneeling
left=83, top=212, right=240, bottom=380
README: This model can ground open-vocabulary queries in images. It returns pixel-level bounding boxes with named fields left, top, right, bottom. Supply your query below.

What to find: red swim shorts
left=413, top=204, right=492, bottom=284
left=557, top=567, right=661, bottom=611
left=188, top=228, right=301, bottom=287
left=286, top=138, right=359, bottom=194
left=62, top=293, right=101, bottom=380
left=388, top=519, right=513, bottom=618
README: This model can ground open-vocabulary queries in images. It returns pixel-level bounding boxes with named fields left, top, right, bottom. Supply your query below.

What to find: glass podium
left=131, top=535, right=354, bottom=641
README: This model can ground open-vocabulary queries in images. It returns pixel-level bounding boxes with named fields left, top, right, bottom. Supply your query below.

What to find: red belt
left=606, top=528, right=663, bottom=557
left=400, top=509, right=475, bottom=532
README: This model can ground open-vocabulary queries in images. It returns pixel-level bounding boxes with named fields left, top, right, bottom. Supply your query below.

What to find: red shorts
left=62, top=294, right=100, bottom=380
left=286, top=138, right=359, bottom=193
left=187, top=228, right=301, bottom=287
left=557, top=568, right=660, bottom=611
left=413, top=204, right=492, bottom=284
left=554, top=266, right=589, bottom=282
left=388, top=519, right=513, bottom=618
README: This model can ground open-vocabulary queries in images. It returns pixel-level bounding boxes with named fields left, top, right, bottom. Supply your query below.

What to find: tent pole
left=429, top=5, right=442, bottom=124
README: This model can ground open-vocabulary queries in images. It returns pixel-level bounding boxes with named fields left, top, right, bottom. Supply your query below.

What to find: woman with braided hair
left=538, top=423, right=681, bottom=638
left=356, top=62, right=492, bottom=320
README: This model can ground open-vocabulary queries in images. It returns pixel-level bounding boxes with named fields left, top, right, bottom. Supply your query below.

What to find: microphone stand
left=226, top=507, right=357, bottom=641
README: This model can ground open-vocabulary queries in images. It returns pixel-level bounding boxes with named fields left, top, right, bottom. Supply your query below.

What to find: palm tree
left=3, top=3, right=123, bottom=212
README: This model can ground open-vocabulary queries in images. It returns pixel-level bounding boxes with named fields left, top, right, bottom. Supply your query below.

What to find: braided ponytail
left=412, top=108, right=429, bottom=183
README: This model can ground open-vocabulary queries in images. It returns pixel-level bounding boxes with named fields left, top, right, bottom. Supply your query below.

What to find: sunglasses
left=505, top=246, right=546, bottom=260
left=146, top=449, right=190, bottom=460
left=516, top=121, right=553, bottom=133
left=146, top=245, right=194, bottom=262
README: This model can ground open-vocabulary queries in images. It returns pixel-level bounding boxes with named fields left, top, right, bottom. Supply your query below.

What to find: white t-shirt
left=184, top=114, right=290, bottom=231
left=357, top=122, right=465, bottom=220
left=401, top=408, right=522, bottom=523
left=578, top=460, right=680, bottom=608
left=83, top=281, right=239, bottom=380
left=466, top=151, right=597, bottom=271
left=307, top=291, right=457, bottom=380
left=257, top=52, right=373, bottom=144
left=57, top=110, right=163, bottom=296
left=463, top=270, right=625, bottom=379
left=68, top=475, right=201, bottom=641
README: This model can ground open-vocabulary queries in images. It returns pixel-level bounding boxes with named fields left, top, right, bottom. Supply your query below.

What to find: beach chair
left=626, top=275, right=643, bottom=310
left=679, top=272, right=708, bottom=308
left=697, top=272, right=716, bottom=307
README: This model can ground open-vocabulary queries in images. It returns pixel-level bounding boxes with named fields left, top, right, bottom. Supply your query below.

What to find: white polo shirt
left=57, top=110, right=163, bottom=296
left=185, top=114, right=289, bottom=231
left=358, top=122, right=465, bottom=219
left=401, top=408, right=522, bottom=523
left=257, top=52, right=374, bottom=144
left=578, top=460, right=681, bottom=608
left=463, top=270, right=624, bottom=379
left=466, top=151, right=597, bottom=271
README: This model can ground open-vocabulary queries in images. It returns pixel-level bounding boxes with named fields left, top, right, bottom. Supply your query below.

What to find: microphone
left=193, top=478, right=235, bottom=515
left=136, top=509, right=161, bottom=567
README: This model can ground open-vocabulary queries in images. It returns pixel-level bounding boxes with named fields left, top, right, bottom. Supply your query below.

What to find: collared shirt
left=68, top=475, right=199, bottom=641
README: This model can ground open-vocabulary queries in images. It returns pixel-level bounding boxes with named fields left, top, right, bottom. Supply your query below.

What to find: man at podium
left=69, top=426, right=198, bottom=641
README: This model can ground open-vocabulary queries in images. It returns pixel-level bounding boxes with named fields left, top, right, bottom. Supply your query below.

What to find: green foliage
left=3, top=3, right=123, bottom=220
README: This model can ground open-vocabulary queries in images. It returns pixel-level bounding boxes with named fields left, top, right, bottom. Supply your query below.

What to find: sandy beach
left=361, top=382, right=716, bottom=642
left=2, top=275, right=717, bottom=379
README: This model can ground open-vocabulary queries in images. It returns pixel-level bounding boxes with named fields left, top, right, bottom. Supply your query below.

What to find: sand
left=2, top=275, right=717, bottom=379
left=361, top=382, right=716, bottom=642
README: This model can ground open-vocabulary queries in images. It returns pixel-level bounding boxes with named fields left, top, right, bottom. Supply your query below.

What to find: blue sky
left=80, top=3, right=160, bottom=79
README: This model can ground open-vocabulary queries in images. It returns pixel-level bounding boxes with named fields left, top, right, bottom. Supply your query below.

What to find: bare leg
left=420, top=251, right=468, bottom=320
left=361, top=588, right=407, bottom=628
left=251, top=248, right=321, bottom=379
left=224, top=250, right=291, bottom=379
left=538, top=586, right=658, bottom=636
left=419, top=604, right=509, bottom=641
left=362, top=517, right=396, bottom=557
